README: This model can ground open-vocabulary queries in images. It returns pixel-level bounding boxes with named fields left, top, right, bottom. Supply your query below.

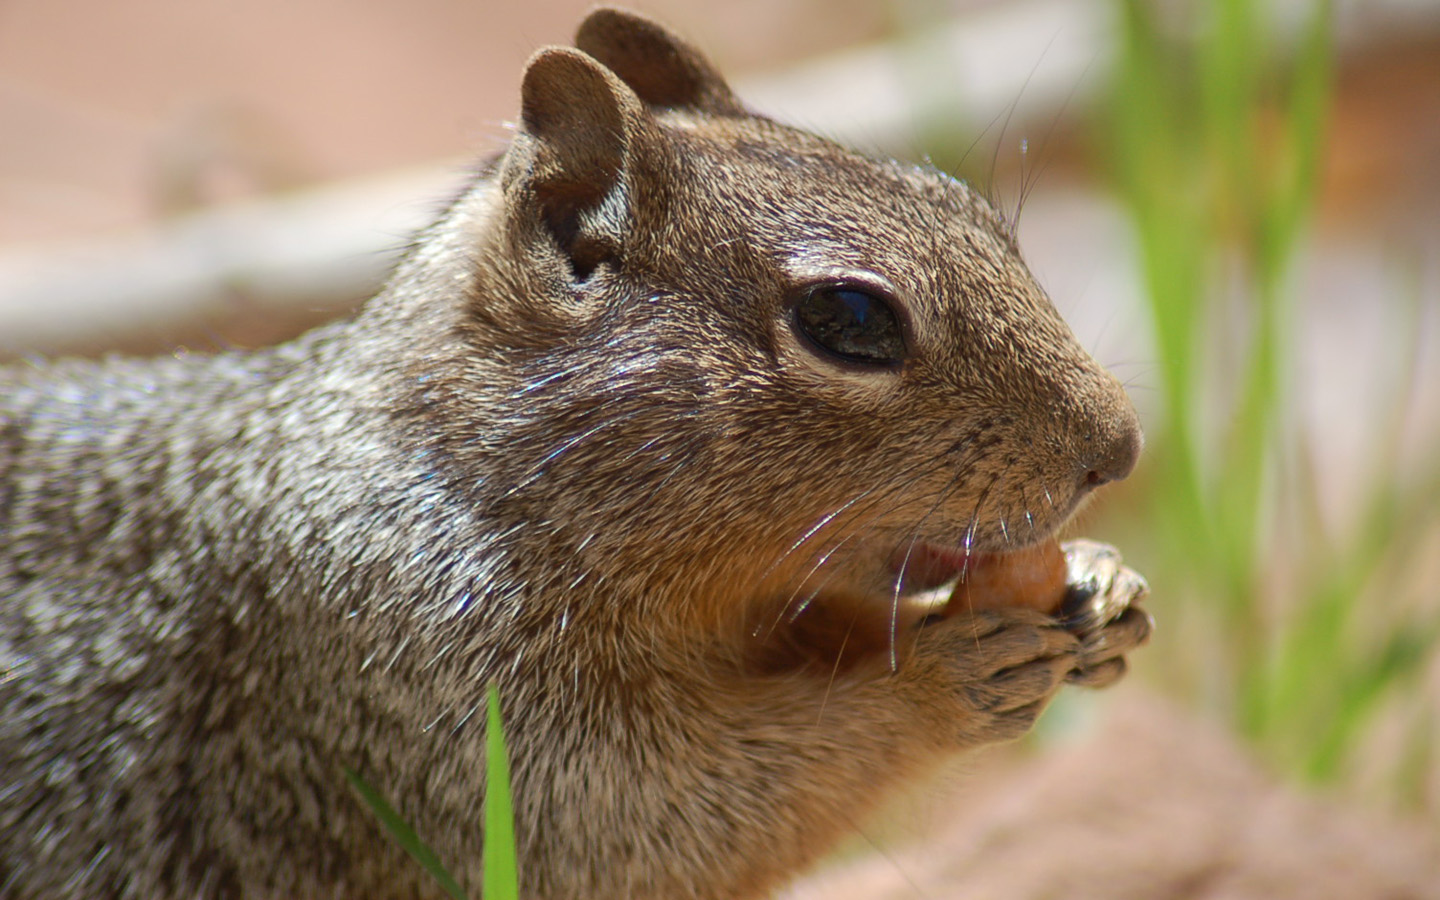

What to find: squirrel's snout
left=1078, top=407, right=1143, bottom=490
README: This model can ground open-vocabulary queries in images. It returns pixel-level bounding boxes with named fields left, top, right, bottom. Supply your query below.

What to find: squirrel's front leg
left=895, top=601, right=1152, bottom=744
left=746, top=545, right=1153, bottom=753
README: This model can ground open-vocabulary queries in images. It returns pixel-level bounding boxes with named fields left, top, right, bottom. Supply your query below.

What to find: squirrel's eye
left=794, top=286, right=907, bottom=366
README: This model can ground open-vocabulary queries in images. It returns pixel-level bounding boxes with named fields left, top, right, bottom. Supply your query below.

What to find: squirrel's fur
left=0, top=10, right=1148, bottom=899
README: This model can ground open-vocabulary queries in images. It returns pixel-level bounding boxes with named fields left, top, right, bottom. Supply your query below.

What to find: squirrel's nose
left=1079, top=410, right=1143, bottom=490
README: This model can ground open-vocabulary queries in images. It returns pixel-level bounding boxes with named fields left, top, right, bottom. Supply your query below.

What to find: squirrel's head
left=398, top=9, right=1141, bottom=651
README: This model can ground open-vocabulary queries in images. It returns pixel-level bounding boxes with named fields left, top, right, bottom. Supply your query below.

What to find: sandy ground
left=785, top=690, right=1440, bottom=900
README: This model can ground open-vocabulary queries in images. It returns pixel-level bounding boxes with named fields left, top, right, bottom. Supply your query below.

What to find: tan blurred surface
left=0, top=0, right=904, bottom=246
left=784, top=691, right=1440, bottom=900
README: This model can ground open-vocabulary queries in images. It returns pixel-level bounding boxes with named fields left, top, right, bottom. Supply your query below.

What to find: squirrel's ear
left=512, top=46, right=650, bottom=281
left=575, top=8, right=743, bottom=115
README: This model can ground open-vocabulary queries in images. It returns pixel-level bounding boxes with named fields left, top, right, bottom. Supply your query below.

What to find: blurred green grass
left=912, top=0, right=1439, bottom=812
left=1095, top=0, right=1440, bottom=806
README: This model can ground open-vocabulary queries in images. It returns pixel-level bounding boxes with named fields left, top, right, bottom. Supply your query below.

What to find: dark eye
left=794, top=286, right=907, bottom=365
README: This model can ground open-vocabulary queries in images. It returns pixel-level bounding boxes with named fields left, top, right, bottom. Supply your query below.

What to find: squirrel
left=0, top=9, right=1150, bottom=900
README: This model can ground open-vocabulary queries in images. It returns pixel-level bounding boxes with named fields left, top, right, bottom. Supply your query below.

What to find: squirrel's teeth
left=901, top=579, right=960, bottom=612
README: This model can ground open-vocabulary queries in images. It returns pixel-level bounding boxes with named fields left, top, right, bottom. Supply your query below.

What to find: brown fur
left=0, top=10, right=1147, bottom=899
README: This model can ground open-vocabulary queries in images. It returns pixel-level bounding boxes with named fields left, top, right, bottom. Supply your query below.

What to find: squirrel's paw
left=914, top=609, right=1081, bottom=743
left=1065, top=604, right=1153, bottom=689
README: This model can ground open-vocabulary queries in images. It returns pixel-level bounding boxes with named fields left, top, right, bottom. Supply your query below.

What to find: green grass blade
left=1109, top=0, right=1213, bottom=564
left=344, top=768, right=468, bottom=900
left=484, top=683, right=520, bottom=900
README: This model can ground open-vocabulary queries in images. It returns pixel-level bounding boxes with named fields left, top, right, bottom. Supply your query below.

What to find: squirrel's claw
left=1058, top=538, right=1151, bottom=635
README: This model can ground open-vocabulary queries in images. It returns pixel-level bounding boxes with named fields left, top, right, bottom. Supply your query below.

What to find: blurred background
left=4, top=0, right=1439, bottom=896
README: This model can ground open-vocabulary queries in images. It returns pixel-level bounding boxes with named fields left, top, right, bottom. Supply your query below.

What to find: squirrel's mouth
left=887, top=541, right=1024, bottom=593
left=883, top=536, right=1076, bottom=621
